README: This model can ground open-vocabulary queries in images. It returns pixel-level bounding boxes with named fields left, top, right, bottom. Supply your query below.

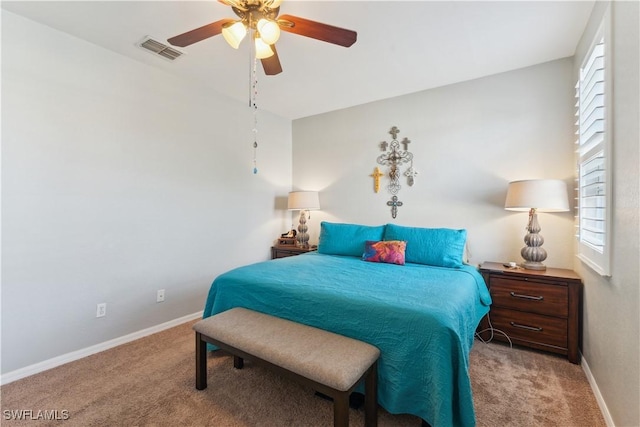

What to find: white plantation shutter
left=575, top=24, right=611, bottom=276
left=580, top=151, right=606, bottom=247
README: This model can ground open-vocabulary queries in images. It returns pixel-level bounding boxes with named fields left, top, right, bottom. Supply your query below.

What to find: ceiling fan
left=167, top=0, right=357, bottom=76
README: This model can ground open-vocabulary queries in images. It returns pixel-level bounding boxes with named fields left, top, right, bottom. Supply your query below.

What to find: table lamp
left=505, top=179, right=570, bottom=270
left=287, top=191, right=320, bottom=248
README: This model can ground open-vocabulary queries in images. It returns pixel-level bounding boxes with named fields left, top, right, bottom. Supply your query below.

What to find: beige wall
left=573, top=2, right=640, bottom=426
left=292, top=58, right=576, bottom=268
left=1, top=12, right=293, bottom=375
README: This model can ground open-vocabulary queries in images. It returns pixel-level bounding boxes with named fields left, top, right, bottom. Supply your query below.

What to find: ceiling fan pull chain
left=252, top=51, right=259, bottom=175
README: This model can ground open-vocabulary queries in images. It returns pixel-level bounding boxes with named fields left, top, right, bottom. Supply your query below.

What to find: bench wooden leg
left=364, top=361, right=378, bottom=427
left=195, top=332, right=207, bottom=390
left=333, top=392, right=350, bottom=427
left=233, top=355, right=244, bottom=369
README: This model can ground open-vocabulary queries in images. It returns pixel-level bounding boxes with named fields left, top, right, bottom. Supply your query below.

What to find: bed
left=202, top=222, right=491, bottom=426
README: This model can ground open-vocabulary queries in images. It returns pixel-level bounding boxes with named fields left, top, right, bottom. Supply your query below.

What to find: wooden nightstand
left=271, top=245, right=317, bottom=259
left=479, top=262, right=583, bottom=364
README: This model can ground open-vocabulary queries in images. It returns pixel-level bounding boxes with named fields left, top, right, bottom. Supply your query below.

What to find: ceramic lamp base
left=521, top=261, right=547, bottom=271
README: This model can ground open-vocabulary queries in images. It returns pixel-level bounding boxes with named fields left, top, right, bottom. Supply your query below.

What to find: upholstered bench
left=193, top=307, right=380, bottom=427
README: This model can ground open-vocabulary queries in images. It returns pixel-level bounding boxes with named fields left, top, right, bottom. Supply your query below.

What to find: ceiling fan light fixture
left=222, top=21, right=247, bottom=49
left=257, top=18, right=280, bottom=45
left=254, top=37, right=274, bottom=59
left=168, top=1, right=358, bottom=76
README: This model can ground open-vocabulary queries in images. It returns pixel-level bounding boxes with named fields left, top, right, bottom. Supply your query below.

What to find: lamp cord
left=475, top=314, right=513, bottom=348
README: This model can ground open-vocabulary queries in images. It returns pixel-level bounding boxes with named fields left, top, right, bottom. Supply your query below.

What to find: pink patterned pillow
left=362, top=240, right=407, bottom=265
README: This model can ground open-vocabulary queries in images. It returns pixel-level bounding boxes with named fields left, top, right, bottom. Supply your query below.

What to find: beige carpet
left=1, top=320, right=605, bottom=426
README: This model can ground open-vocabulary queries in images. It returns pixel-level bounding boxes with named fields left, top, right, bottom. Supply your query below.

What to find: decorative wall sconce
left=373, top=126, right=417, bottom=218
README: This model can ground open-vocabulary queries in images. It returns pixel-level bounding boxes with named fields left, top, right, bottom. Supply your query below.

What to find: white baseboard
left=0, top=311, right=203, bottom=386
left=581, top=352, right=615, bottom=427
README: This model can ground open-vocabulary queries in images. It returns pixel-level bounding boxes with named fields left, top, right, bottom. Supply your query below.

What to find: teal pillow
left=383, top=224, right=467, bottom=268
left=318, top=222, right=385, bottom=257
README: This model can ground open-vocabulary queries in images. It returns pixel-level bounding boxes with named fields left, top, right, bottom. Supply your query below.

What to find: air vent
left=137, top=36, right=185, bottom=61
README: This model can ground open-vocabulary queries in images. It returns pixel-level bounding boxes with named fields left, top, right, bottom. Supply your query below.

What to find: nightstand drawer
left=490, top=307, right=568, bottom=349
left=273, top=250, right=298, bottom=259
left=490, top=277, right=568, bottom=317
left=271, top=246, right=317, bottom=260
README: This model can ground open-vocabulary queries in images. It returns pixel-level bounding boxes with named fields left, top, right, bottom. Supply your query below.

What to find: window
left=575, top=12, right=611, bottom=276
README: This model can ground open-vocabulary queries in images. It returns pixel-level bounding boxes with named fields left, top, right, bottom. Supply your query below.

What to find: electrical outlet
left=156, top=289, right=165, bottom=303
left=96, top=303, right=106, bottom=318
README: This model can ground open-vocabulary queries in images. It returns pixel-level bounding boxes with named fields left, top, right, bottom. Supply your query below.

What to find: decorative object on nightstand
left=505, top=179, right=570, bottom=270
left=277, top=229, right=297, bottom=246
left=479, top=262, right=583, bottom=364
left=287, top=191, right=320, bottom=248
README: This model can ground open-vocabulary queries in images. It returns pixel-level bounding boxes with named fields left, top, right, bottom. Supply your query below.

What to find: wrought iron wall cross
left=377, top=127, right=413, bottom=195
left=374, top=126, right=416, bottom=218
left=387, top=196, right=403, bottom=219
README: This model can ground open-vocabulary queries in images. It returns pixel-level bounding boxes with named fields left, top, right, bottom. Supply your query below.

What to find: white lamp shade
left=254, top=37, right=274, bottom=59
left=222, top=21, right=247, bottom=49
left=505, top=179, right=570, bottom=212
left=257, top=19, right=281, bottom=45
left=288, top=191, right=320, bottom=210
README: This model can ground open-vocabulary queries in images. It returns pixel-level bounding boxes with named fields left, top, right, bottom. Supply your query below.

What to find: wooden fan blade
left=168, top=19, right=234, bottom=47
left=278, top=14, right=357, bottom=47
left=261, top=46, right=283, bottom=75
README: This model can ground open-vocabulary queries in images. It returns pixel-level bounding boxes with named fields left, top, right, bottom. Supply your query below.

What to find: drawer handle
left=510, top=291, right=544, bottom=301
left=510, top=322, right=543, bottom=332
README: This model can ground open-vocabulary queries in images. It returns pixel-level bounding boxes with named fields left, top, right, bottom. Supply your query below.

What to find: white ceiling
left=2, top=1, right=595, bottom=120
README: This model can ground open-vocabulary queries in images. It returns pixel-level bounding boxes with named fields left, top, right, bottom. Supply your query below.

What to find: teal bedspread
left=203, top=252, right=491, bottom=426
